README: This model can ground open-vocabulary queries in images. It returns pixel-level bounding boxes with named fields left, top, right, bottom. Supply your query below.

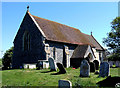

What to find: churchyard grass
left=2, top=68, right=120, bottom=87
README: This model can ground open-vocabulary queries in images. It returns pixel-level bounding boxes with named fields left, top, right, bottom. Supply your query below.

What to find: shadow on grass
left=51, top=72, right=66, bottom=75
left=40, top=70, right=54, bottom=73
left=96, top=76, right=120, bottom=87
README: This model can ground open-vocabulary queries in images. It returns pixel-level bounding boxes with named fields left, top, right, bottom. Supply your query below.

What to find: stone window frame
left=64, top=45, right=69, bottom=54
left=23, top=31, right=30, bottom=51
left=45, top=44, right=50, bottom=60
left=45, top=44, right=50, bottom=51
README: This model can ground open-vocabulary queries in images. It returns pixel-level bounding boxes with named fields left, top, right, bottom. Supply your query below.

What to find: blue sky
left=1, top=2, right=118, bottom=58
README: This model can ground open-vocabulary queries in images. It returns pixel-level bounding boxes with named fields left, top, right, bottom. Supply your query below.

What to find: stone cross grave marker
left=93, top=60, right=99, bottom=70
left=99, top=62, right=110, bottom=77
left=48, top=57, right=57, bottom=71
left=89, top=62, right=95, bottom=72
left=58, top=80, right=72, bottom=88
left=80, top=59, right=90, bottom=77
left=57, top=63, right=66, bottom=74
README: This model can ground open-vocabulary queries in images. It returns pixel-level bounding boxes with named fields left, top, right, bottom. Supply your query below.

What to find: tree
left=2, top=47, right=13, bottom=69
left=103, top=17, right=120, bottom=61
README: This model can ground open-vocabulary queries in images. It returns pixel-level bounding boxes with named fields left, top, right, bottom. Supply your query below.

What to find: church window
left=53, top=47, right=56, bottom=60
left=23, top=31, right=30, bottom=51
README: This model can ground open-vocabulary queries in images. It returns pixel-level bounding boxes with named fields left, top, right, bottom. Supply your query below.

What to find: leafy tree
left=2, top=47, right=13, bottom=69
left=103, top=17, right=120, bottom=61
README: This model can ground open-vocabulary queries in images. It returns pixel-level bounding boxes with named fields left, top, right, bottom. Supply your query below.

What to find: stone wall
left=45, top=40, right=77, bottom=67
left=12, top=12, right=46, bottom=68
left=92, top=48, right=105, bottom=64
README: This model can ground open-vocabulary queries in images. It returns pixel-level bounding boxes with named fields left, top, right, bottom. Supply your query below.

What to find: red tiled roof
left=31, top=14, right=104, bottom=50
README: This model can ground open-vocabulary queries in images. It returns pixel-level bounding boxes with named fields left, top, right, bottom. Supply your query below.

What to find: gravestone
left=48, top=57, right=57, bottom=71
left=80, top=59, right=90, bottom=77
left=58, top=80, right=72, bottom=88
left=57, top=63, right=66, bottom=74
left=99, top=62, right=110, bottom=77
left=89, top=62, right=95, bottom=72
left=93, top=60, right=99, bottom=70
left=115, top=61, right=120, bottom=67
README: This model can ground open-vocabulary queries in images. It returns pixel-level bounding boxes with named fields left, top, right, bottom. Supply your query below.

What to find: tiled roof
left=71, top=45, right=89, bottom=58
left=71, top=45, right=96, bottom=58
left=32, top=15, right=91, bottom=45
left=83, top=33, right=104, bottom=50
left=31, top=13, right=104, bottom=50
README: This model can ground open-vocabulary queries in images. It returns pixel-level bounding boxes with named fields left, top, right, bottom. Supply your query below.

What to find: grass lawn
left=1, top=68, right=120, bottom=87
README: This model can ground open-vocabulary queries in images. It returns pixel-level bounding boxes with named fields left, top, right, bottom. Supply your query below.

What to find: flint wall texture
left=12, top=13, right=46, bottom=68
left=45, top=41, right=77, bottom=66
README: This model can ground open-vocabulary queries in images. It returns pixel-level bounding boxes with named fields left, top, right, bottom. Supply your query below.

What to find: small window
left=99, top=52, right=101, bottom=61
left=23, top=31, right=30, bottom=51
left=53, top=47, right=56, bottom=60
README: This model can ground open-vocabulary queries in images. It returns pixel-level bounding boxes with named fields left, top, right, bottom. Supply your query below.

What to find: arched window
left=23, top=31, right=30, bottom=51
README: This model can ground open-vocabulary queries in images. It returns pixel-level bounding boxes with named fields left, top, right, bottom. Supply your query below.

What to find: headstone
left=115, top=61, right=120, bottom=67
left=89, top=62, right=95, bottom=72
left=57, top=63, right=66, bottom=74
left=99, top=62, right=110, bottom=77
left=109, top=61, right=113, bottom=68
left=48, top=57, right=57, bottom=71
left=58, top=80, right=72, bottom=88
left=93, top=60, right=99, bottom=70
left=80, top=59, right=90, bottom=77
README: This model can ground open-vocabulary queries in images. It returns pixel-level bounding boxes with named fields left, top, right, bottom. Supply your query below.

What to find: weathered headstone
left=58, top=80, right=72, bottom=88
left=99, top=62, right=110, bottom=77
left=93, top=60, right=99, bottom=70
left=89, top=62, right=95, bottom=72
left=48, top=57, right=57, bottom=71
left=109, top=61, right=113, bottom=68
left=57, top=63, right=66, bottom=74
left=80, top=59, right=90, bottom=77
left=115, top=61, right=120, bottom=67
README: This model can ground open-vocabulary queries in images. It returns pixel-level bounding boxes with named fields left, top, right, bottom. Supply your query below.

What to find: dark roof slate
left=83, top=33, right=104, bottom=50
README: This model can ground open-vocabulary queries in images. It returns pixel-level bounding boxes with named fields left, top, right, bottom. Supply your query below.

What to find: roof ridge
left=83, top=32, right=104, bottom=50
left=82, top=32, right=90, bottom=36
left=91, top=35, right=105, bottom=51
left=32, top=15, right=81, bottom=32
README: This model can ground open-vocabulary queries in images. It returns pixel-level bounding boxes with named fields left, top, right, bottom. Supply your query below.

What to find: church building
left=12, top=8, right=105, bottom=69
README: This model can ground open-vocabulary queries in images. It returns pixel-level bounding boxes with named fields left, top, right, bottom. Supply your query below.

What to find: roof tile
left=32, top=14, right=104, bottom=50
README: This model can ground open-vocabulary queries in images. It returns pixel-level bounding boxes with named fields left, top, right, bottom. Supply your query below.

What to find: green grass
left=1, top=68, right=120, bottom=87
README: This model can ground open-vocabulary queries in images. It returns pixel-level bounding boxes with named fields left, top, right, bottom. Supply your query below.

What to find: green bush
left=107, top=53, right=120, bottom=61
left=2, top=47, right=13, bottom=69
